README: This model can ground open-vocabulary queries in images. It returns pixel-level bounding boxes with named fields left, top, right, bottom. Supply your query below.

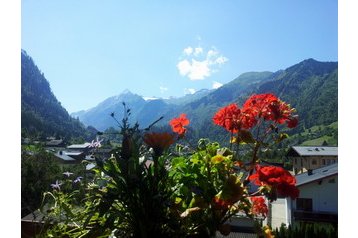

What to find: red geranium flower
left=212, top=104, right=242, bottom=133
left=276, top=181, right=300, bottom=199
left=266, top=100, right=294, bottom=124
left=249, top=165, right=299, bottom=199
left=240, top=107, right=258, bottom=129
left=213, top=93, right=299, bottom=135
left=212, top=103, right=257, bottom=133
left=242, top=93, right=278, bottom=118
left=242, top=93, right=299, bottom=128
left=250, top=196, right=268, bottom=217
left=287, top=116, right=299, bottom=128
left=169, top=114, right=190, bottom=136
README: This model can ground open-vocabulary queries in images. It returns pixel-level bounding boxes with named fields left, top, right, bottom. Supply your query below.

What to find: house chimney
left=307, top=169, right=313, bottom=175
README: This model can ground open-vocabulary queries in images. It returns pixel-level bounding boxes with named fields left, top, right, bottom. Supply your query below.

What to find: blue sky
left=21, top=0, right=337, bottom=113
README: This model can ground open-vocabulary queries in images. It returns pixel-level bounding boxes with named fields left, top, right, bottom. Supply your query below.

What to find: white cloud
left=183, top=47, right=193, bottom=55
left=194, top=47, right=203, bottom=56
left=177, top=60, right=191, bottom=76
left=207, top=49, right=218, bottom=59
left=206, top=50, right=228, bottom=65
left=159, top=86, right=168, bottom=93
left=177, top=59, right=211, bottom=80
left=212, top=81, right=223, bottom=89
left=215, top=56, right=228, bottom=65
left=177, top=45, right=228, bottom=81
left=184, top=88, right=196, bottom=94
left=188, top=59, right=211, bottom=80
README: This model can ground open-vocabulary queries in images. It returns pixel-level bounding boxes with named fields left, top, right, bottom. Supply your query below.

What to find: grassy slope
left=288, top=121, right=338, bottom=146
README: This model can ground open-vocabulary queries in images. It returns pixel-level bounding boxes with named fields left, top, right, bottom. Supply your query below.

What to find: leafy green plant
left=21, top=145, right=62, bottom=217
left=40, top=105, right=182, bottom=238
left=38, top=94, right=301, bottom=238
left=167, top=93, right=300, bottom=237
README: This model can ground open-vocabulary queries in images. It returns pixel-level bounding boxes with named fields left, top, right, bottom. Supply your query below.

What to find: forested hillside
left=255, top=59, right=338, bottom=130
left=164, top=59, right=337, bottom=143
left=21, top=50, right=96, bottom=141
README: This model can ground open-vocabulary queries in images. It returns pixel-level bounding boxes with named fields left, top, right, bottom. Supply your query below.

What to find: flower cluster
left=168, top=93, right=299, bottom=236
left=250, top=196, right=268, bottom=217
left=89, top=137, right=103, bottom=148
left=50, top=180, right=62, bottom=190
left=249, top=165, right=299, bottom=199
left=212, top=104, right=243, bottom=133
left=143, top=132, right=175, bottom=156
left=213, top=93, right=298, bottom=133
left=50, top=172, right=84, bottom=191
left=63, top=171, right=74, bottom=177
left=169, top=113, right=190, bottom=137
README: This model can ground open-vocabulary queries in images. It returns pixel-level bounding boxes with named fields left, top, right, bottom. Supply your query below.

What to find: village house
left=53, top=142, right=92, bottom=164
left=286, top=146, right=338, bottom=175
left=290, top=163, right=338, bottom=224
left=266, top=162, right=338, bottom=229
left=66, top=142, right=92, bottom=153
left=52, top=142, right=112, bottom=168
left=45, top=138, right=65, bottom=147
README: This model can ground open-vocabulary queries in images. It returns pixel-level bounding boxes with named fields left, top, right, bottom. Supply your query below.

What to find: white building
left=290, top=163, right=338, bottom=223
left=53, top=142, right=92, bottom=164
left=267, top=163, right=338, bottom=229
left=286, top=146, right=338, bottom=175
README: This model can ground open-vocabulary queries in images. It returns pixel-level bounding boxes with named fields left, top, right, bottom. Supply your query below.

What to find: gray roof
left=295, top=163, right=338, bottom=187
left=216, top=232, right=256, bottom=238
left=46, top=139, right=63, bottom=146
left=64, top=151, right=83, bottom=156
left=289, top=146, right=338, bottom=157
left=22, top=210, right=44, bottom=222
left=86, top=163, right=96, bottom=170
left=54, top=152, right=76, bottom=161
left=67, top=142, right=91, bottom=149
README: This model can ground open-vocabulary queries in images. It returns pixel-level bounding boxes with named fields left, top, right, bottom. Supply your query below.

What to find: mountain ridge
left=71, top=58, right=338, bottom=138
left=70, top=70, right=279, bottom=130
left=21, top=51, right=337, bottom=145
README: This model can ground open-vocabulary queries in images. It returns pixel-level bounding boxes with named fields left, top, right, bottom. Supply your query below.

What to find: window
left=296, top=198, right=313, bottom=211
left=322, top=159, right=326, bottom=165
left=312, top=159, right=317, bottom=165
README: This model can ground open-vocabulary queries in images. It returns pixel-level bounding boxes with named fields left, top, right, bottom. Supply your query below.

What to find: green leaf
left=190, top=157, right=200, bottom=164
left=175, top=197, right=182, bottom=204
left=238, top=130, right=256, bottom=144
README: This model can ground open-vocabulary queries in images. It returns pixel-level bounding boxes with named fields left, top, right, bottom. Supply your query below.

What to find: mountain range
left=71, top=58, right=338, bottom=141
left=21, top=49, right=337, bottom=145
